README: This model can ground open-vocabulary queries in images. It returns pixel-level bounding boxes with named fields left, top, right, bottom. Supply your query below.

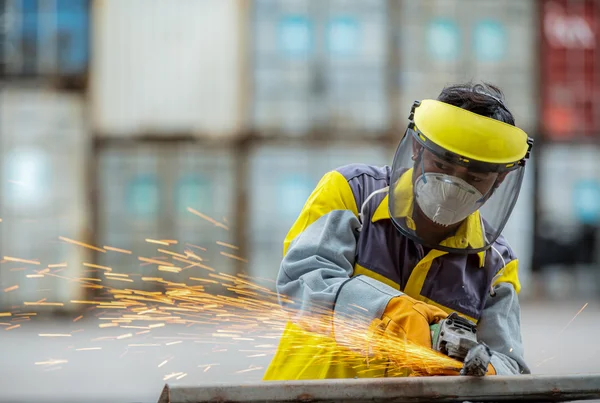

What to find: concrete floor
left=0, top=299, right=598, bottom=403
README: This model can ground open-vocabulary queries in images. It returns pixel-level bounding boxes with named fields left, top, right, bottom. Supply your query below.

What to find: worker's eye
left=468, top=175, right=484, bottom=183
left=433, top=161, right=449, bottom=171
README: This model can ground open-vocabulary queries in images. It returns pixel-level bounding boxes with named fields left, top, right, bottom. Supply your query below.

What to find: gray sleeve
left=477, top=283, right=530, bottom=375
left=277, top=209, right=402, bottom=343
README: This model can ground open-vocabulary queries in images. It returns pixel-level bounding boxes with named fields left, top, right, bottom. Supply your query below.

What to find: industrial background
left=0, top=1, right=599, bottom=402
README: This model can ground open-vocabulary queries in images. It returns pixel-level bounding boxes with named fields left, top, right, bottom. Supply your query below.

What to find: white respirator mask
left=414, top=173, right=485, bottom=227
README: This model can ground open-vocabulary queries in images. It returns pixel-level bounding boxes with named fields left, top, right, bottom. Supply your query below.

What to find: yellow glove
left=377, top=295, right=449, bottom=349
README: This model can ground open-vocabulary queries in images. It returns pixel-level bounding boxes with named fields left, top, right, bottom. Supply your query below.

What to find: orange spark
left=172, top=256, right=214, bottom=271
left=559, top=303, right=589, bottom=336
left=26, top=274, right=44, bottom=278
left=3, top=257, right=40, bottom=265
left=158, top=249, right=188, bottom=259
left=103, top=246, right=133, bottom=254
left=39, top=334, right=71, bottom=337
left=24, top=302, right=64, bottom=307
left=5, top=324, right=20, bottom=331
left=139, top=257, right=174, bottom=266
left=216, top=241, right=239, bottom=250
left=104, top=272, right=132, bottom=279
left=48, top=263, right=67, bottom=268
left=84, top=263, right=112, bottom=271
left=146, top=239, right=170, bottom=246
left=158, top=266, right=182, bottom=273
left=35, top=360, right=68, bottom=366
left=163, top=372, right=184, bottom=381
left=187, top=208, right=229, bottom=230
left=220, top=251, right=248, bottom=263
left=185, top=243, right=207, bottom=252
left=58, top=236, right=105, bottom=253
left=166, top=341, right=182, bottom=346
left=3, top=285, right=18, bottom=292
left=235, top=366, right=264, bottom=374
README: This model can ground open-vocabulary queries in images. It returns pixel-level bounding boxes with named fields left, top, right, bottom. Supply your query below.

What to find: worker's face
left=413, top=145, right=502, bottom=196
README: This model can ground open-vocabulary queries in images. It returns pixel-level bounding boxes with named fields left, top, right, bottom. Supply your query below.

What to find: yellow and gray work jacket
left=263, top=164, right=530, bottom=380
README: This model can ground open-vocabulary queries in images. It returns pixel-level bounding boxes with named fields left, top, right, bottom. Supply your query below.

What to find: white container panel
left=396, top=0, right=537, bottom=133
left=91, top=0, right=244, bottom=137
left=246, top=143, right=387, bottom=281
left=0, top=88, right=90, bottom=310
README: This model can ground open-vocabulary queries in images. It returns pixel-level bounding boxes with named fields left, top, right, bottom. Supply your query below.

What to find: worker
left=263, top=83, right=534, bottom=380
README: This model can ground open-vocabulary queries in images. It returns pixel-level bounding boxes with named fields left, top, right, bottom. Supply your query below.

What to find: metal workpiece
left=158, top=374, right=600, bottom=403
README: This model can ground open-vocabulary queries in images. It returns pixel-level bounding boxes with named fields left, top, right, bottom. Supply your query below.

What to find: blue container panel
left=253, top=0, right=316, bottom=133
left=97, top=147, right=166, bottom=289
left=173, top=147, right=237, bottom=276
left=3, top=0, right=89, bottom=76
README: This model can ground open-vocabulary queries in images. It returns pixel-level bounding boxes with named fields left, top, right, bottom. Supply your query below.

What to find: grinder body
left=430, top=312, right=492, bottom=376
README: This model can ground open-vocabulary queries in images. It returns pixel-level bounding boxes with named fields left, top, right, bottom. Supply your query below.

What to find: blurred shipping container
left=0, top=87, right=90, bottom=311
left=0, top=0, right=90, bottom=79
left=91, top=0, right=245, bottom=138
left=97, top=144, right=236, bottom=292
left=252, top=0, right=389, bottom=136
left=536, top=143, right=600, bottom=297
left=395, top=0, right=537, bottom=133
left=246, top=142, right=387, bottom=282
left=540, top=0, right=600, bottom=140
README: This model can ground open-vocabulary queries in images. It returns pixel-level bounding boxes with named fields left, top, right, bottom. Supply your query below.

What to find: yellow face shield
left=389, top=100, right=533, bottom=254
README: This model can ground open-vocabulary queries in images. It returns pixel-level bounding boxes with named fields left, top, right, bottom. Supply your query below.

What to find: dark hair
left=437, top=82, right=515, bottom=126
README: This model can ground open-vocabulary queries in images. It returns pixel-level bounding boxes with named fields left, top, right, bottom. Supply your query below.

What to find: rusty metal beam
left=158, top=374, right=600, bottom=403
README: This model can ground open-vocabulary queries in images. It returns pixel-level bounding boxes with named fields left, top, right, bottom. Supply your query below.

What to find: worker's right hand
left=373, top=294, right=449, bottom=349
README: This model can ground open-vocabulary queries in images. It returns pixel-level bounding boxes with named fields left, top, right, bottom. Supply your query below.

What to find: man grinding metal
left=263, top=82, right=533, bottom=380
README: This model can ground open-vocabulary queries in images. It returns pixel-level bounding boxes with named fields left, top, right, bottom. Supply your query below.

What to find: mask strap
left=480, top=216, right=505, bottom=297
left=416, top=148, right=427, bottom=184
left=358, top=186, right=390, bottom=229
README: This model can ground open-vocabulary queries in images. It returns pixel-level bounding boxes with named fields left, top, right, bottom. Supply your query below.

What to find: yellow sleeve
left=492, top=259, right=521, bottom=294
left=283, top=171, right=359, bottom=256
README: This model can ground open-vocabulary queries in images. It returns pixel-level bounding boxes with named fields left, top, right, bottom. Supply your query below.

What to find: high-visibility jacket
left=263, top=164, right=529, bottom=380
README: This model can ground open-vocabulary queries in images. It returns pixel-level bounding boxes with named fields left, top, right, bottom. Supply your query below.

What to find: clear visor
left=389, top=129, right=525, bottom=254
